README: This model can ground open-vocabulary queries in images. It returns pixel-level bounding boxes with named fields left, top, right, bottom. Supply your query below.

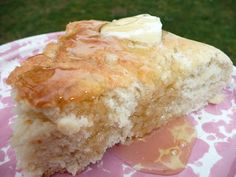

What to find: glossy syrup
left=111, top=116, right=196, bottom=175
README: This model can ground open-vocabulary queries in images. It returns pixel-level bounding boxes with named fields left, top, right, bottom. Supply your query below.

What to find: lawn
left=0, top=0, right=235, bottom=64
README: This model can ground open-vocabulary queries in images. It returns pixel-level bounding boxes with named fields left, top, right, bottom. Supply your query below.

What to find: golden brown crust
left=7, top=20, right=232, bottom=108
left=6, top=21, right=156, bottom=108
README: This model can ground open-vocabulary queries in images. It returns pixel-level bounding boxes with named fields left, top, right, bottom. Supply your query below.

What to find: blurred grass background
left=0, top=0, right=235, bottom=64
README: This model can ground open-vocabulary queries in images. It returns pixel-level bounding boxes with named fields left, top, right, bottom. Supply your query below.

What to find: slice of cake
left=7, top=14, right=233, bottom=177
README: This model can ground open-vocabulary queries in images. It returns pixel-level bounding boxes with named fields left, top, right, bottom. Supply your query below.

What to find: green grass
left=0, top=0, right=235, bottom=64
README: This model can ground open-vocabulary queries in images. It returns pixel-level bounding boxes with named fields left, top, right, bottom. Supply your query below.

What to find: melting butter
left=101, top=14, right=162, bottom=45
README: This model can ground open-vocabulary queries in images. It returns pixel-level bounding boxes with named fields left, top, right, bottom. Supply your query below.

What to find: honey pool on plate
left=112, top=116, right=196, bottom=175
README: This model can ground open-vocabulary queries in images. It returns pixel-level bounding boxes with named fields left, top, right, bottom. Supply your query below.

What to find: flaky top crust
left=7, top=20, right=232, bottom=108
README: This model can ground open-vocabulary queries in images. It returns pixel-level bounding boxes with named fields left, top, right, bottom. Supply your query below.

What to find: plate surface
left=0, top=33, right=236, bottom=177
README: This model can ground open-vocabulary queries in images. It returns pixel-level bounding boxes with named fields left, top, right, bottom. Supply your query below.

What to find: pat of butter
left=101, top=14, right=162, bottom=44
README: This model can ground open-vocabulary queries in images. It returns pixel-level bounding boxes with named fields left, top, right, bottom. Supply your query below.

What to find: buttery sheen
left=101, top=14, right=162, bottom=44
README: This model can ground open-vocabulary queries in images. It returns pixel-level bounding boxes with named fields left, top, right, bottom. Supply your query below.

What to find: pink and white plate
left=0, top=33, right=236, bottom=177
